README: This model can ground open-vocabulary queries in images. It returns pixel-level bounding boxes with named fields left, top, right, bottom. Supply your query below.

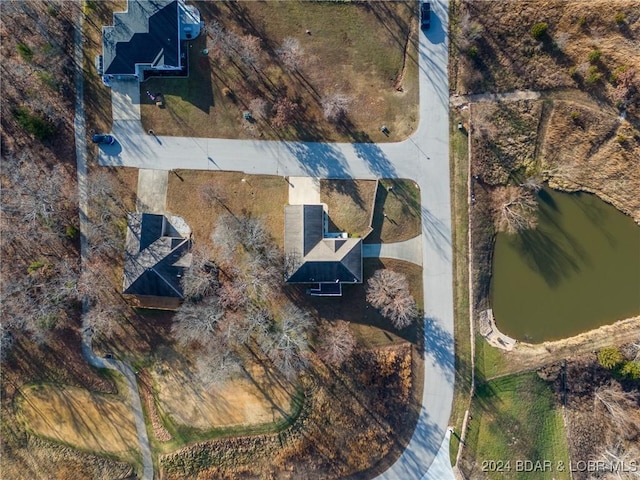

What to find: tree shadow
left=423, top=317, right=455, bottom=386
left=367, top=182, right=388, bottom=244
left=509, top=228, right=581, bottom=288
left=421, top=205, right=451, bottom=261
left=283, top=141, right=351, bottom=178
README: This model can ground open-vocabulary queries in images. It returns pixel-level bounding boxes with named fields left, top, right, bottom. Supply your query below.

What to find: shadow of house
left=284, top=205, right=362, bottom=297
left=99, top=0, right=202, bottom=86
left=123, top=213, right=192, bottom=309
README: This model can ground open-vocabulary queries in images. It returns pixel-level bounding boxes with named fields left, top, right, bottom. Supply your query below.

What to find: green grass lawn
left=463, top=373, right=570, bottom=480
left=140, top=1, right=418, bottom=143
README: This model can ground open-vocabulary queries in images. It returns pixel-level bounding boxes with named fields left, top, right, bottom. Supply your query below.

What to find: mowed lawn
left=140, top=1, right=418, bottom=143
left=17, top=384, right=139, bottom=462
left=166, top=170, right=288, bottom=247
left=463, top=373, right=571, bottom=480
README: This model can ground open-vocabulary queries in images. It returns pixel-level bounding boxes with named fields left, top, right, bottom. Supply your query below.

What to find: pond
left=491, top=187, right=640, bottom=343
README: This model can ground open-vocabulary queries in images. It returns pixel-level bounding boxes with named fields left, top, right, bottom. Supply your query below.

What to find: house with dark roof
left=123, top=213, right=192, bottom=308
left=284, top=205, right=362, bottom=296
left=98, top=0, right=201, bottom=85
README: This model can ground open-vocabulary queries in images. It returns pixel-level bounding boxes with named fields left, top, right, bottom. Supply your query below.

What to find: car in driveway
left=92, top=133, right=115, bottom=145
left=421, top=2, right=431, bottom=29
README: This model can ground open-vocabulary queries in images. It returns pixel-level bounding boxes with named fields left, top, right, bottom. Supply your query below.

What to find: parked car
left=421, top=2, right=431, bottom=29
left=92, top=133, right=115, bottom=145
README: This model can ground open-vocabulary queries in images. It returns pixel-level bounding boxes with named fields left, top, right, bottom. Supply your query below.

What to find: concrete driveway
left=99, top=1, right=454, bottom=478
left=136, top=169, right=168, bottom=213
left=288, top=176, right=321, bottom=205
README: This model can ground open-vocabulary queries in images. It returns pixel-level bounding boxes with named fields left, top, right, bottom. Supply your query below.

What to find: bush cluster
left=530, top=22, right=548, bottom=41
left=13, top=107, right=55, bottom=140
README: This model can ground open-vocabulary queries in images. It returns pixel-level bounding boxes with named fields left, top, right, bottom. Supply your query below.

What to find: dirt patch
left=320, top=179, right=377, bottom=238
left=17, top=384, right=139, bottom=462
left=152, top=347, right=295, bottom=431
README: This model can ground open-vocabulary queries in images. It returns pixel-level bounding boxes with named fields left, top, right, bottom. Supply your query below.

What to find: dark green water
left=491, top=188, right=640, bottom=343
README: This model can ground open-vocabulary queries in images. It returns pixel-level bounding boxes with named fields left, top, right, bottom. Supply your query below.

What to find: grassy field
left=150, top=346, right=295, bottom=432
left=140, top=1, right=418, bottom=142
left=460, top=373, right=571, bottom=480
left=367, top=179, right=422, bottom=243
left=166, top=170, right=288, bottom=247
left=320, top=179, right=377, bottom=238
left=17, top=383, right=139, bottom=463
left=448, top=111, right=473, bottom=463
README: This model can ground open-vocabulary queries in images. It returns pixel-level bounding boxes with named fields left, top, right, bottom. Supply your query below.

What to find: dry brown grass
left=166, top=170, right=288, bottom=247
left=139, top=1, right=418, bottom=143
left=151, top=346, right=295, bottom=431
left=471, top=100, right=543, bottom=185
left=17, top=384, right=139, bottom=462
left=368, top=179, right=422, bottom=243
left=542, top=101, right=640, bottom=222
left=456, top=0, right=640, bottom=97
left=320, top=179, right=377, bottom=238
left=159, top=344, right=423, bottom=480
left=0, top=436, right=133, bottom=480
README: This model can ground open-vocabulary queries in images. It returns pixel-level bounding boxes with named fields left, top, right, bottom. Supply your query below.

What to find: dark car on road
left=421, top=2, right=431, bottom=29
left=92, top=133, right=115, bottom=145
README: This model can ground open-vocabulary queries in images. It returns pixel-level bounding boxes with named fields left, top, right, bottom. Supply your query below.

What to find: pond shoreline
left=472, top=183, right=640, bottom=347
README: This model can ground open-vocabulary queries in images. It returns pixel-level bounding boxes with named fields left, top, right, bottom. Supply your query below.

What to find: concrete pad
left=111, top=80, right=141, bottom=121
left=288, top=176, right=321, bottom=205
left=363, top=235, right=423, bottom=266
left=136, top=169, right=168, bottom=213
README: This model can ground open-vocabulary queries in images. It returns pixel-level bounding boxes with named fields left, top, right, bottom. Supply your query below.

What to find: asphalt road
left=98, top=1, right=454, bottom=478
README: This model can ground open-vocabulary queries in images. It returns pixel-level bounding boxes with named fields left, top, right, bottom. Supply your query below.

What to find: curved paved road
left=98, top=1, right=453, bottom=478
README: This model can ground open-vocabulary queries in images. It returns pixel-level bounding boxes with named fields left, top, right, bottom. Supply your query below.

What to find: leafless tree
left=271, top=97, right=299, bottom=129
left=593, top=441, right=640, bottom=479
left=321, top=93, right=352, bottom=123
left=248, top=98, right=268, bottom=120
left=594, top=383, right=640, bottom=435
left=367, top=269, right=419, bottom=329
left=240, top=307, right=272, bottom=344
left=218, top=277, right=248, bottom=311
left=0, top=322, right=15, bottom=362
left=520, top=174, right=544, bottom=192
left=171, top=297, right=224, bottom=347
left=181, top=246, right=218, bottom=301
left=317, top=320, right=356, bottom=365
left=237, top=34, right=263, bottom=71
left=198, top=182, right=227, bottom=207
left=276, top=37, right=304, bottom=71
left=85, top=303, right=126, bottom=339
left=492, top=185, right=538, bottom=234
left=196, top=341, right=242, bottom=388
left=259, top=304, right=311, bottom=379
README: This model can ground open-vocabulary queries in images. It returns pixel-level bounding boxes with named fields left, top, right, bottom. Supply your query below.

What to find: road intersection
left=96, top=1, right=454, bottom=478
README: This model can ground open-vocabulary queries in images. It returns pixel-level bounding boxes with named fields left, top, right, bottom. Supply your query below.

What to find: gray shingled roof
left=103, top=0, right=179, bottom=75
left=284, top=205, right=362, bottom=284
left=123, top=213, right=192, bottom=298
